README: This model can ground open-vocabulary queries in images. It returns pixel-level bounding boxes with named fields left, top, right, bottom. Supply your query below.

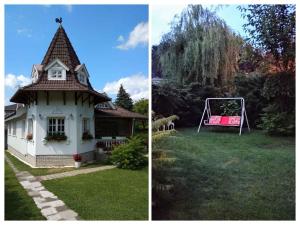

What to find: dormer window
left=50, top=67, right=63, bottom=79
left=75, top=64, right=89, bottom=85
left=44, top=59, right=69, bottom=81
left=78, top=73, right=86, bottom=83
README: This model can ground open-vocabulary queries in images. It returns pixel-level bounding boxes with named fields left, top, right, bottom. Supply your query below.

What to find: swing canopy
left=197, top=97, right=250, bottom=136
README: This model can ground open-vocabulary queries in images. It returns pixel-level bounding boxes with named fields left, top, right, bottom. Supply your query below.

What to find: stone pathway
left=5, top=156, right=80, bottom=220
left=37, top=165, right=116, bottom=181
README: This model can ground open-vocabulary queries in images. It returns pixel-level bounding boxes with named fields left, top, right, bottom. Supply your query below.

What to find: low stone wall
left=7, top=146, right=96, bottom=168
left=7, top=145, right=37, bottom=167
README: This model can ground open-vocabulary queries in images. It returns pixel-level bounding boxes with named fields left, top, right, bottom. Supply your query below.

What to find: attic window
left=51, top=69, right=62, bottom=78
left=79, top=73, right=86, bottom=83
left=45, top=59, right=68, bottom=80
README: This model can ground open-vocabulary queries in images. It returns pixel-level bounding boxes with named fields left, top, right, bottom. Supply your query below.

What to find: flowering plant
left=26, top=133, right=33, bottom=140
left=73, top=154, right=82, bottom=162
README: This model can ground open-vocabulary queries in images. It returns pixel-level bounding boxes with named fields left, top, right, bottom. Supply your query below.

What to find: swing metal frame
left=197, top=97, right=250, bottom=136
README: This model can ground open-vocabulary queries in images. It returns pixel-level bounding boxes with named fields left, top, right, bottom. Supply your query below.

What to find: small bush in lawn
left=110, top=136, right=147, bottom=170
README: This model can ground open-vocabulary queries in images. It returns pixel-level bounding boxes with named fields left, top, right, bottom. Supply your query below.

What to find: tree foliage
left=114, top=85, right=133, bottom=110
left=239, top=4, right=295, bottom=71
left=155, top=5, right=243, bottom=88
left=133, top=98, right=148, bottom=115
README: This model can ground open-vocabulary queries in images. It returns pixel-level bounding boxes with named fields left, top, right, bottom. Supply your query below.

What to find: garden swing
left=197, top=97, right=250, bottom=136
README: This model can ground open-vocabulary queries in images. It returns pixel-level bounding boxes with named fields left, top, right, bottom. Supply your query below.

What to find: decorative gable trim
left=75, top=64, right=89, bottom=77
left=44, top=58, right=70, bottom=71
left=31, top=65, right=41, bottom=83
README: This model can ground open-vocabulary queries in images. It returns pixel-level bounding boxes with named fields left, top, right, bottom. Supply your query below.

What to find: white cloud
left=116, top=22, right=148, bottom=50
left=16, top=28, right=32, bottom=38
left=5, top=74, right=31, bottom=89
left=151, top=5, right=187, bottom=45
left=102, top=74, right=148, bottom=101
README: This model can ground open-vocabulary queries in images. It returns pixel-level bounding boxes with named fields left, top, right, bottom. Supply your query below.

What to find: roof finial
left=55, top=17, right=63, bottom=27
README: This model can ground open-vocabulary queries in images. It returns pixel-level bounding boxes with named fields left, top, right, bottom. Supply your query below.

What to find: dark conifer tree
left=114, top=85, right=133, bottom=110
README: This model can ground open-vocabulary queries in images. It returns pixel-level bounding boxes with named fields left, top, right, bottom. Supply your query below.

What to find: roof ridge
left=41, top=26, right=80, bottom=70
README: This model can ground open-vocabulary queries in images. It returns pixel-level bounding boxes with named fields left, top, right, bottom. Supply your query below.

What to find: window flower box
left=45, top=132, right=67, bottom=141
left=82, top=131, right=93, bottom=140
left=26, top=133, right=33, bottom=140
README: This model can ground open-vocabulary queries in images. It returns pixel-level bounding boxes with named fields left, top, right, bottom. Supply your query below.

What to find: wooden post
left=63, top=92, right=66, bottom=105
left=75, top=92, right=77, bottom=105
left=35, top=92, right=38, bottom=105
left=131, top=118, right=135, bottom=137
left=46, top=91, right=49, bottom=105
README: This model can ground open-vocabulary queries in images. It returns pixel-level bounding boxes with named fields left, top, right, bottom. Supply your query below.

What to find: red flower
left=73, top=154, right=82, bottom=162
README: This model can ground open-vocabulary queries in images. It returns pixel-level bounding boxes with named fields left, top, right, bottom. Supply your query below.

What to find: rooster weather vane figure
left=55, top=17, right=63, bottom=25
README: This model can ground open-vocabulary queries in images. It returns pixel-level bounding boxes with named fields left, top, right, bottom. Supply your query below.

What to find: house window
left=21, top=120, right=26, bottom=138
left=28, top=118, right=33, bottom=135
left=78, top=72, right=86, bottom=84
left=12, top=121, right=16, bottom=136
left=83, top=118, right=90, bottom=132
left=48, top=118, right=65, bottom=135
left=50, top=68, right=63, bottom=79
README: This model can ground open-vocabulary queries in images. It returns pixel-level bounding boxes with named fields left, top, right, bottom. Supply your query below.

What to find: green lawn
left=5, top=151, right=104, bottom=176
left=153, top=128, right=295, bottom=220
left=43, top=167, right=148, bottom=220
left=5, top=162, right=45, bottom=220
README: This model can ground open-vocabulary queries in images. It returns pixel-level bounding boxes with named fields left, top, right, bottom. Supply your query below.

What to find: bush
left=259, top=105, right=295, bottom=135
left=152, top=82, right=220, bottom=127
left=259, top=72, right=295, bottom=135
left=234, top=74, right=267, bottom=128
left=110, top=136, right=147, bottom=170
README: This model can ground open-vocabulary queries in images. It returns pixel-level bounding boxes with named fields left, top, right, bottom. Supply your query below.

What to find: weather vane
left=55, top=17, right=63, bottom=26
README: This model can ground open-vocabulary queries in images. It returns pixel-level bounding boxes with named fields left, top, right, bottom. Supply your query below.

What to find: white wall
left=7, top=113, right=28, bottom=155
left=7, top=91, right=98, bottom=156
left=34, top=91, right=96, bottom=155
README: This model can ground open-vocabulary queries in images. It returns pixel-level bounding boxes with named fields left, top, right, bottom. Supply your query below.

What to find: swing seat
left=204, top=116, right=240, bottom=126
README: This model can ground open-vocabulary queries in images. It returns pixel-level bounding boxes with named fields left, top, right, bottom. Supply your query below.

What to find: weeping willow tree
left=157, top=5, right=243, bottom=88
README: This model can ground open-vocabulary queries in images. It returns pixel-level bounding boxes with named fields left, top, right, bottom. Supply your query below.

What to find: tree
left=114, top=85, right=133, bottom=110
left=239, top=5, right=295, bottom=71
left=155, top=5, right=243, bottom=88
left=133, top=98, right=148, bottom=115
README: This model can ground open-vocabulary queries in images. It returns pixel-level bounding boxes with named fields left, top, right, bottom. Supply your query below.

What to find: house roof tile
left=10, top=25, right=110, bottom=104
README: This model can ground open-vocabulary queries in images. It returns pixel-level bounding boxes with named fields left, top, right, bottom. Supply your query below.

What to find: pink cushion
left=209, top=116, right=221, bottom=125
left=220, top=116, right=229, bottom=125
left=228, top=116, right=241, bottom=125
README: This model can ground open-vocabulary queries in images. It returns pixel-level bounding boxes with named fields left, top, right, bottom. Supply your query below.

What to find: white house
left=5, top=22, right=146, bottom=167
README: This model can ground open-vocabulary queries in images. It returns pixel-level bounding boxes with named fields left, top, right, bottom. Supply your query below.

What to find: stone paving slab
left=37, top=165, right=116, bottom=181
left=5, top=156, right=79, bottom=221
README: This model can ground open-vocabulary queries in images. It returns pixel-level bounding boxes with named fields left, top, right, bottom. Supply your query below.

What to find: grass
left=43, top=167, right=148, bottom=220
left=5, top=151, right=104, bottom=176
left=5, top=162, right=45, bottom=220
left=152, top=128, right=295, bottom=220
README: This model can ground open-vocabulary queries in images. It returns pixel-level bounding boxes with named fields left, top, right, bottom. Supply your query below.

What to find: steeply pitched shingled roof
left=42, top=26, right=80, bottom=71
left=10, top=24, right=110, bottom=104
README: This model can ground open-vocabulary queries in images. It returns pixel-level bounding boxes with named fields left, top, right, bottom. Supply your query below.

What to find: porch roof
left=95, top=106, right=147, bottom=120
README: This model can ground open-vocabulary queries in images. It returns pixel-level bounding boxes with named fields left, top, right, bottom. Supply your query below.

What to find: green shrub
left=234, top=74, right=267, bottom=128
left=259, top=72, right=295, bottom=135
left=259, top=104, right=295, bottom=136
left=220, top=100, right=241, bottom=116
left=110, top=137, right=147, bottom=170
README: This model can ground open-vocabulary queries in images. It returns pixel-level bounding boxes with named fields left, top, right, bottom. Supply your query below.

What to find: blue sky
left=5, top=5, right=148, bottom=105
left=152, top=4, right=247, bottom=45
